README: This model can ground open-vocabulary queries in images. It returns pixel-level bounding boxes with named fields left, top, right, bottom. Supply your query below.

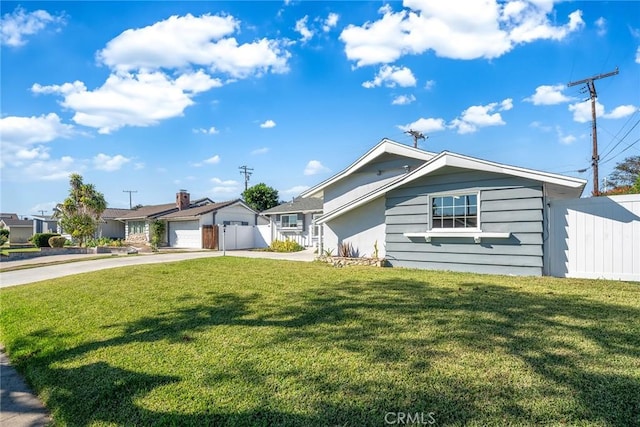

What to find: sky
left=1, top=0, right=639, bottom=216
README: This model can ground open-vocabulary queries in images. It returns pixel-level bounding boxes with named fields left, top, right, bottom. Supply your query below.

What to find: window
left=280, top=214, right=299, bottom=228
left=129, top=221, right=145, bottom=234
left=223, top=221, right=249, bottom=226
left=431, top=193, right=478, bottom=229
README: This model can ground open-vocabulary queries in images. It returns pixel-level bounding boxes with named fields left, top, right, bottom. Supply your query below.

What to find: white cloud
left=530, top=121, right=552, bottom=132
left=340, top=1, right=584, bottom=67
left=424, top=80, right=436, bottom=90
left=295, top=15, right=314, bottom=43
left=304, top=160, right=330, bottom=176
left=134, top=162, right=145, bottom=170
left=33, top=71, right=221, bottom=134
left=0, top=113, right=74, bottom=170
left=604, top=105, right=638, bottom=119
left=636, top=46, right=640, bottom=64
left=392, top=94, right=416, bottom=105
left=449, top=99, right=511, bottom=134
left=210, top=177, right=240, bottom=194
left=281, top=185, right=310, bottom=195
left=1, top=6, right=65, bottom=47
left=323, top=13, right=339, bottom=32
left=260, top=119, right=276, bottom=128
left=193, top=126, right=219, bottom=135
left=556, top=126, right=576, bottom=145
left=97, top=13, right=290, bottom=78
left=362, top=65, right=416, bottom=88
left=93, top=153, right=131, bottom=171
left=595, top=17, right=606, bottom=36
left=204, top=155, right=221, bottom=164
left=398, top=117, right=445, bottom=133
left=525, top=84, right=574, bottom=105
left=22, top=156, right=80, bottom=181
left=251, top=147, right=269, bottom=155
left=568, top=100, right=604, bottom=123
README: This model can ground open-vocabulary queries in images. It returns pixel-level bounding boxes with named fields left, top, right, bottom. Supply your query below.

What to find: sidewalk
left=0, top=347, right=51, bottom=426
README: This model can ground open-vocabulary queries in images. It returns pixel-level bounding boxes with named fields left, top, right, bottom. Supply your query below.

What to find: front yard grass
left=0, top=257, right=638, bottom=426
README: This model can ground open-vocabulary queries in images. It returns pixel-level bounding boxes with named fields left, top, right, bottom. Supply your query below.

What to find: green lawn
left=1, top=258, right=638, bottom=426
left=1, top=247, right=40, bottom=256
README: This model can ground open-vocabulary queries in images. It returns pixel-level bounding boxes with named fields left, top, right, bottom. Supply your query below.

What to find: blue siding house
left=301, top=139, right=586, bottom=276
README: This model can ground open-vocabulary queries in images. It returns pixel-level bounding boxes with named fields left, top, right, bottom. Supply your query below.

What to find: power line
left=599, top=118, right=640, bottom=164
left=239, top=165, right=254, bottom=192
left=404, top=129, right=427, bottom=148
left=567, top=67, right=619, bottom=195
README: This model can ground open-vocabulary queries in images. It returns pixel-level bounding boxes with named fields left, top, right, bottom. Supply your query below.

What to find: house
left=0, top=218, right=33, bottom=244
left=32, top=215, right=58, bottom=234
left=117, top=190, right=261, bottom=249
left=261, top=197, right=323, bottom=247
left=301, top=138, right=586, bottom=276
left=98, top=208, right=131, bottom=239
left=0, top=213, right=19, bottom=220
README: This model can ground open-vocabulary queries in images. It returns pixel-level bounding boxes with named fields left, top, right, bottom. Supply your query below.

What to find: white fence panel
left=221, top=225, right=258, bottom=250
left=255, top=225, right=271, bottom=248
left=547, top=195, right=640, bottom=281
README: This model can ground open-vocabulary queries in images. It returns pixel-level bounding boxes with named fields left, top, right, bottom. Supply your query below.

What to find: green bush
left=270, top=239, right=305, bottom=253
left=0, top=228, right=9, bottom=246
left=31, top=233, right=60, bottom=248
left=48, top=236, right=67, bottom=248
left=86, top=237, right=122, bottom=247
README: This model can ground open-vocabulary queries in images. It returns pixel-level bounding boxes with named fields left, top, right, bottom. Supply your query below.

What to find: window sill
left=403, top=230, right=511, bottom=243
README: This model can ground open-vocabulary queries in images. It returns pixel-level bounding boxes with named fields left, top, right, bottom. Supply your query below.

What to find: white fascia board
left=315, top=151, right=586, bottom=224
left=300, top=139, right=435, bottom=199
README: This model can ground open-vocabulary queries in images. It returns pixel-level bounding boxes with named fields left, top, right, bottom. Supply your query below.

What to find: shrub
left=31, top=233, right=60, bottom=248
left=48, top=236, right=67, bottom=248
left=86, top=237, right=120, bottom=247
left=338, top=241, right=356, bottom=258
left=0, top=228, right=9, bottom=246
left=270, top=239, right=305, bottom=253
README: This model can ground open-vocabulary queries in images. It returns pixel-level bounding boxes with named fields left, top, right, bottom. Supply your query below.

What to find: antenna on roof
left=405, top=129, right=427, bottom=148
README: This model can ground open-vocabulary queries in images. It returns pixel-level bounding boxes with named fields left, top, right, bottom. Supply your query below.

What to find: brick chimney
left=176, top=190, right=190, bottom=210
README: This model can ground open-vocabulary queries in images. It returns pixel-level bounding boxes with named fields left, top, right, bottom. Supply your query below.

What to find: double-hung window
left=431, top=193, right=478, bottom=229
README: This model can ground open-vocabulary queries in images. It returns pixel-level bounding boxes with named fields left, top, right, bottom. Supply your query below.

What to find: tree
left=56, top=174, right=107, bottom=246
left=242, top=183, right=279, bottom=212
left=601, top=156, right=640, bottom=195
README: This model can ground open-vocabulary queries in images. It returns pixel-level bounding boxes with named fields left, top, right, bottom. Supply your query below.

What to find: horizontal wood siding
left=385, top=172, right=543, bottom=276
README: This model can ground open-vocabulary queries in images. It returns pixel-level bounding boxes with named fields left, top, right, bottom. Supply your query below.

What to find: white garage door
left=169, top=220, right=201, bottom=248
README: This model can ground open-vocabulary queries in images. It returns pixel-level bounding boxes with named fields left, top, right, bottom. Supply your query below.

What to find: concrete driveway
left=0, top=249, right=316, bottom=288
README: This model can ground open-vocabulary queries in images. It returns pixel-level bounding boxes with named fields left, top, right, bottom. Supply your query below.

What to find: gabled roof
left=0, top=213, right=19, bottom=220
left=0, top=218, right=32, bottom=227
left=315, top=151, right=587, bottom=224
left=101, top=208, right=131, bottom=219
left=261, top=197, right=323, bottom=215
left=300, top=138, right=436, bottom=198
left=117, top=203, right=177, bottom=220
left=157, top=199, right=254, bottom=220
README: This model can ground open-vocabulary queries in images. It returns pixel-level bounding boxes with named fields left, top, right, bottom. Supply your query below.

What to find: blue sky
left=1, top=1, right=639, bottom=216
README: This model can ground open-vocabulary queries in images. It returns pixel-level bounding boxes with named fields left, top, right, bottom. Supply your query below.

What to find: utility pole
left=123, top=190, right=138, bottom=209
left=238, top=165, right=254, bottom=191
left=568, top=67, right=619, bottom=195
left=405, top=129, right=427, bottom=148
left=38, top=210, right=47, bottom=217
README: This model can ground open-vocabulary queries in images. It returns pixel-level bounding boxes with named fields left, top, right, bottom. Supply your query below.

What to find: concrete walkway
left=0, top=248, right=316, bottom=426
left=1, top=347, right=51, bottom=427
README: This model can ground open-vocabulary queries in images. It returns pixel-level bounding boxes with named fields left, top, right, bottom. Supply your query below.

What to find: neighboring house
left=301, top=138, right=586, bottom=276
left=117, top=190, right=260, bottom=249
left=261, top=197, right=323, bottom=247
left=0, top=213, right=19, bottom=220
left=0, top=218, right=33, bottom=244
left=98, top=208, right=131, bottom=239
left=32, top=215, right=58, bottom=234
left=158, top=199, right=260, bottom=248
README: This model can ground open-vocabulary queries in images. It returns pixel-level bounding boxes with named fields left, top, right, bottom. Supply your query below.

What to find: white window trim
left=404, top=190, right=510, bottom=243
left=429, top=190, right=481, bottom=231
left=280, top=214, right=300, bottom=229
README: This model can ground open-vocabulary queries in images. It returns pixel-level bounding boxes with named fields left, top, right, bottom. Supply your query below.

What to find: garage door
left=169, top=220, right=201, bottom=248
